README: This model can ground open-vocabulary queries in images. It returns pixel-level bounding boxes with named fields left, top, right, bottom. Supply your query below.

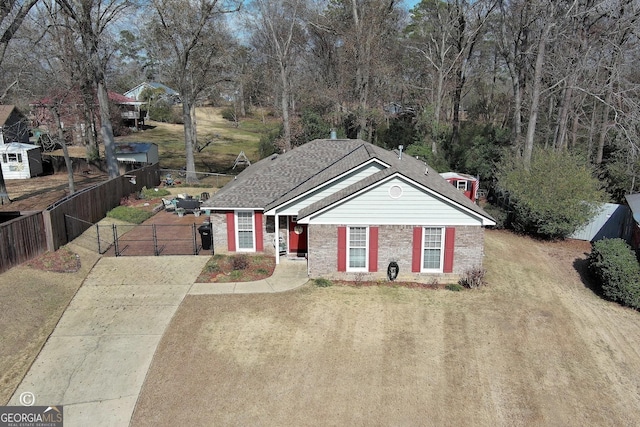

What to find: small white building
left=0, top=142, right=43, bottom=179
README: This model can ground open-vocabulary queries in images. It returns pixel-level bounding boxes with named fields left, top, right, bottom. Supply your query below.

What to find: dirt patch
left=24, top=247, right=81, bottom=273
left=131, top=230, right=640, bottom=426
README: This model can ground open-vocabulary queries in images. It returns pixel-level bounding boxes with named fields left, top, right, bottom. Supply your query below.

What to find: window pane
left=237, top=212, right=254, bottom=249
left=423, top=228, right=442, bottom=270
left=238, top=231, right=253, bottom=249
left=349, top=248, right=366, bottom=268
left=349, top=227, right=367, bottom=269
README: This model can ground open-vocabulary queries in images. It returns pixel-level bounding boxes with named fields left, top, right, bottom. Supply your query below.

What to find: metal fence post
left=96, top=224, right=101, bottom=254
left=113, top=223, right=120, bottom=256
left=153, top=224, right=159, bottom=256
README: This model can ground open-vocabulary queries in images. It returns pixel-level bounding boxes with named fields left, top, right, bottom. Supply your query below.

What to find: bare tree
left=0, top=0, right=39, bottom=204
left=54, top=0, right=132, bottom=179
left=147, top=0, right=240, bottom=182
left=248, top=0, right=306, bottom=151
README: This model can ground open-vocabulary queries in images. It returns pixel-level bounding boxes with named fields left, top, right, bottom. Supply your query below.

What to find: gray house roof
left=206, top=138, right=494, bottom=223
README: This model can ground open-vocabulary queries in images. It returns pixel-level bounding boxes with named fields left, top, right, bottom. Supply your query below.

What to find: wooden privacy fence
left=43, top=163, right=161, bottom=252
left=0, top=211, right=46, bottom=274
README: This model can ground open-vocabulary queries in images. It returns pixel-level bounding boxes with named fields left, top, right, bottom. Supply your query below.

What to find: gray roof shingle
left=206, top=138, right=494, bottom=223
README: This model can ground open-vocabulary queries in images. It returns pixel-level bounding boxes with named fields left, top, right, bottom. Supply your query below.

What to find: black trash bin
left=198, top=222, right=213, bottom=251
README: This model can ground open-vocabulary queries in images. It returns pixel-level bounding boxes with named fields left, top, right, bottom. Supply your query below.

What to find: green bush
left=106, top=206, right=153, bottom=224
left=497, top=148, right=607, bottom=239
left=314, top=278, right=332, bottom=287
left=445, top=283, right=464, bottom=292
left=588, top=238, right=640, bottom=309
left=221, top=106, right=238, bottom=122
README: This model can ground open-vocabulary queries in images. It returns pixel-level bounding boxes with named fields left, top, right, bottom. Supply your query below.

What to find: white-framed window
left=348, top=226, right=368, bottom=271
left=2, top=153, right=22, bottom=163
left=456, top=180, right=467, bottom=191
left=235, top=211, right=255, bottom=251
left=422, top=227, right=444, bottom=272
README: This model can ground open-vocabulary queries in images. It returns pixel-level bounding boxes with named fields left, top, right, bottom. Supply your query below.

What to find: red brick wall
left=307, top=224, right=485, bottom=283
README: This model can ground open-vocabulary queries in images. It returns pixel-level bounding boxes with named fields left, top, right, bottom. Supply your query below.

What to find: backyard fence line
left=159, top=169, right=234, bottom=188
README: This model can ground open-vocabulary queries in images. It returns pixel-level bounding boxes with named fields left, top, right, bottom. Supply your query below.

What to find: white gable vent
left=389, top=184, right=403, bottom=199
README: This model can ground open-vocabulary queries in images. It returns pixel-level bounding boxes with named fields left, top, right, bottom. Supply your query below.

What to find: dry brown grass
left=0, top=243, right=101, bottom=404
left=131, top=230, right=640, bottom=426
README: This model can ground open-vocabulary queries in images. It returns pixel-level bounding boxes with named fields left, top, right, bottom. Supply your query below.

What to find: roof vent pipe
left=398, top=145, right=404, bottom=160
left=330, top=129, right=337, bottom=139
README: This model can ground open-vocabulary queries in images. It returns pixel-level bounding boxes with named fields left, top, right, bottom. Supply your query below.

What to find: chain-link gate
left=65, top=215, right=214, bottom=256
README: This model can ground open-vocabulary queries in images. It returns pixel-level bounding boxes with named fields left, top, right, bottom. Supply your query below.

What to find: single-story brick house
left=203, top=138, right=495, bottom=282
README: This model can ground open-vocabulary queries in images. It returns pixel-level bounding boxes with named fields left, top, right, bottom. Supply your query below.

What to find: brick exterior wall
left=210, top=211, right=276, bottom=255
left=307, top=224, right=485, bottom=283
left=210, top=212, right=229, bottom=254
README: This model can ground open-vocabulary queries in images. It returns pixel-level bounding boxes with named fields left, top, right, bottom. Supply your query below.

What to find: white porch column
left=275, top=213, right=280, bottom=265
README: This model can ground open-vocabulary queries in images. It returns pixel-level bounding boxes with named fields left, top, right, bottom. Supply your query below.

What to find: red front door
left=288, top=217, right=308, bottom=256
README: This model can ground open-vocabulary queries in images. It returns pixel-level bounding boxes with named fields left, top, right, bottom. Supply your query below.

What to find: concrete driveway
left=9, top=256, right=209, bottom=427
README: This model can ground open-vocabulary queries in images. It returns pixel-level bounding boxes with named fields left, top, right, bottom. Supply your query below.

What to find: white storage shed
left=0, top=142, right=43, bottom=179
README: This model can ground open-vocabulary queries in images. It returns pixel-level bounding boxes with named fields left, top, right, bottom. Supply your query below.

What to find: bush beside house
left=496, top=149, right=607, bottom=239
left=588, top=238, right=640, bottom=310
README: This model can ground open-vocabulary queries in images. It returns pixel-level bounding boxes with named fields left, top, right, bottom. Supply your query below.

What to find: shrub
left=496, top=148, right=607, bottom=239
left=446, top=283, right=464, bottom=292
left=221, top=106, right=238, bottom=122
left=232, top=254, right=249, bottom=270
left=458, top=266, right=487, bottom=289
left=106, top=206, right=153, bottom=224
left=588, top=238, right=640, bottom=309
left=314, top=278, right=332, bottom=287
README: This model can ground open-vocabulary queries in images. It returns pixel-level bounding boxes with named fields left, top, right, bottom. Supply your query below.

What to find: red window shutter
left=369, top=227, right=378, bottom=272
left=226, top=212, right=236, bottom=251
left=337, top=227, right=347, bottom=272
left=254, top=212, right=264, bottom=251
left=443, top=227, right=456, bottom=273
left=412, top=227, right=422, bottom=272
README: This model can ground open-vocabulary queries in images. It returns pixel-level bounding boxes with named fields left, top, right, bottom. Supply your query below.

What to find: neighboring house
left=0, top=142, right=43, bottom=179
left=203, top=138, right=496, bottom=282
left=30, top=91, right=145, bottom=146
left=115, top=142, right=159, bottom=171
left=440, top=172, right=480, bottom=203
left=0, top=105, right=29, bottom=145
left=124, top=82, right=179, bottom=103
left=108, top=92, right=145, bottom=129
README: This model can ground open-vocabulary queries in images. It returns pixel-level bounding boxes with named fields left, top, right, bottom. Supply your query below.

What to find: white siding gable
left=269, top=160, right=386, bottom=215
left=303, top=176, right=485, bottom=226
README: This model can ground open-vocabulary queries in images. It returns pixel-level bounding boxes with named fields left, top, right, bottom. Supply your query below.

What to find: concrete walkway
left=9, top=255, right=309, bottom=427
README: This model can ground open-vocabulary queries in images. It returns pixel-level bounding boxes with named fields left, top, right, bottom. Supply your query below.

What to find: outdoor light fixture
left=124, top=174, right=136, bottom=185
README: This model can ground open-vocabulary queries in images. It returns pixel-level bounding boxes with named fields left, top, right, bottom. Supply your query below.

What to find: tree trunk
left=51, top=107, right=75, bottom=194
left=96, top=81, right=118, bottom=178
left=182, top=99, right=198, bottom=183
left=524, top=22, right=551, bottom=170
left=596, top=77, right=613, bottom=164
left=280, top=63, right=291, bottom=150
left=0, top=168, right=9, bottom=205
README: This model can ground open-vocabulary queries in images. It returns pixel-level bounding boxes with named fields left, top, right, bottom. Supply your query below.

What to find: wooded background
left=1, top=0, right=639, bottom=204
